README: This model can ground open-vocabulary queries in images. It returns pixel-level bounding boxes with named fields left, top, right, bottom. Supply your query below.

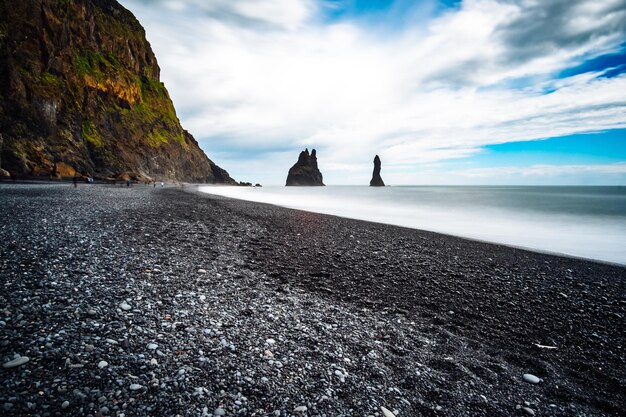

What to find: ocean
left=199, top=185, right=626, bottom=265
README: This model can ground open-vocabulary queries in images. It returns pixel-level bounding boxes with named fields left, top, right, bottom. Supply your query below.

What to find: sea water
left=199, top=185, right=626, bottom=265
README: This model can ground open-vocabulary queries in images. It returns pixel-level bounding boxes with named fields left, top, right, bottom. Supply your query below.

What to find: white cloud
left=118, top=0, right=626, bottom=184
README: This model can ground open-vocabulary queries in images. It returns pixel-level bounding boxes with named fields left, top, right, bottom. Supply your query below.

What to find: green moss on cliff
left=146, top=130, right=168, bottom=147
left=39, top=72, right=64, bottom=96
left=73, top=50, right=121, bottom=79
left=82, top=122, right=103, bottom=147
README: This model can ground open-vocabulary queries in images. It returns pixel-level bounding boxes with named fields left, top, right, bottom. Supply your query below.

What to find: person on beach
left=73, top=175, right=78, bottom=188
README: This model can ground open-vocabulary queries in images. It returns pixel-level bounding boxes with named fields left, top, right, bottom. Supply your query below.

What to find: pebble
left=213, top=407, right=225, bottom=416
left=522, top=374, right=542, bottom=384
left=85, top=344, right=95, bottom=352
left=61, top=401, right=69, bottom=409
left=2, top=356, right=29, bottom=368
left=380, top=406, right=396, bottom=417
left=120, top=302, right=132, bottom=311
left=129, top=384, right=143, bottom=391
left=198, top=269, right=207, bottom=274
left=150, top=358, right=158, bottom=365
left=98, top=360, right=108, bottom=369
left=294, top=405, right=307, bottom=413
left=522, top=407, right=535, bottom=416
left=147, top=343, right=158, bottom=350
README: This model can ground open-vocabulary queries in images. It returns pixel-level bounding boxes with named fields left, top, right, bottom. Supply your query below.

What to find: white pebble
left=380, top=406, right=397, bottom=417
left=120, top=302, right=132, bottom=311
left=198, top=269, right=207, bottom=274
left=294, top=405, right=307, bottom=413
left=147, top=343, right=158, bottom=350
left=129, top=384, right=143, bottom=391
left=98, top=360, right=108, bottom=369
left=522, top=374, right=542, bottom=384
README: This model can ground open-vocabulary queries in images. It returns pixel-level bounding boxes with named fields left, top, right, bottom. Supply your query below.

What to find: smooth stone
left=98, top=361, right=108, bottom=369
left=266, top=338, right=276, bottom=345
left=61, top=401, right=69, bottom=409
left=85, top=344, right=95, bottom=352
left=522, top=407, right=536, bottom=416
left=213, top=408, right=225, bottom=416
left=294, top=405, right=307, bottom=413
left=120, top=302, right=132, bottom=311
left=129, top=384, right=143, bottom=391
left=198, top=269, right=207, bottom=274
left=380, top=406, right=396, bottom=417
left=3, top=356, right=29, bottom=368
left=523, top=374, right=542, bottom=384
left=150, top=358, right=158, bottom=365
left=147, top=343, right=158, bottom=350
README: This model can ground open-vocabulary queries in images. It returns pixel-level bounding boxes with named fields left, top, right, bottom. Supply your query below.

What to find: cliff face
left=370, top=155, right=385, bottom=186
left=0, top=0, right=236, bottom=183
left=286, top=148, right=324, bottom=186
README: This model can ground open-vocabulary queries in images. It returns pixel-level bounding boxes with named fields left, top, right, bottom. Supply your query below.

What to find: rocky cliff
left=0, top=0, right=236, bottom=183
left=286, top=148, right=324, bottom=186
left=370, top=155, right=385, bottom=186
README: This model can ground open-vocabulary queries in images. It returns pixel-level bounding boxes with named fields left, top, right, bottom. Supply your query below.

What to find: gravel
left=0, top=183, right=624, bottom=416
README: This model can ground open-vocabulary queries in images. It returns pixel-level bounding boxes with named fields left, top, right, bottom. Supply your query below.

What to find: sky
left=119, top=0, right=626, bottom=185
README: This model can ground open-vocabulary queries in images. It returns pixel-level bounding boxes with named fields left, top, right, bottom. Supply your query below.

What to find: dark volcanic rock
left=0, top=0, right=236, bottom=183
left=286, top=148, right=324, bottom=186
left=370, top=155, right=385, bottom=186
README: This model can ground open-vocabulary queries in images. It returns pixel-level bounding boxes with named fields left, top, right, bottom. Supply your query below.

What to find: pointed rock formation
left=286, top=148, right=325, bottom=186
left=0, top=0, right=236, bottom=183
left=370, top=155, right=385, bottom=186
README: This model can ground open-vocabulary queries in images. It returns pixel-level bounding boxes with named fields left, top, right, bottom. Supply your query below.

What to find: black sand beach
left=0, top=184, right=624, bottom=416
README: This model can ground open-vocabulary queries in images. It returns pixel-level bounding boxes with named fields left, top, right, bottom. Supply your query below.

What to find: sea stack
left=370, top=155, right=385, bottom=186
left=286, top=148, right=325, bottom=186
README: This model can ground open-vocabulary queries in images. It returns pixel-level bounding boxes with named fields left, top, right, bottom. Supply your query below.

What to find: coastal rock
left=370, top=155, right=385, bottom=186
left=286, top=148, right=325, bottom=186
left=0, top=0, right=236, bottom=184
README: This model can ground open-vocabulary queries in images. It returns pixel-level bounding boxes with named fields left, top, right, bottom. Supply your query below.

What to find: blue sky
left=120, top=0, right=626, bottom=185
